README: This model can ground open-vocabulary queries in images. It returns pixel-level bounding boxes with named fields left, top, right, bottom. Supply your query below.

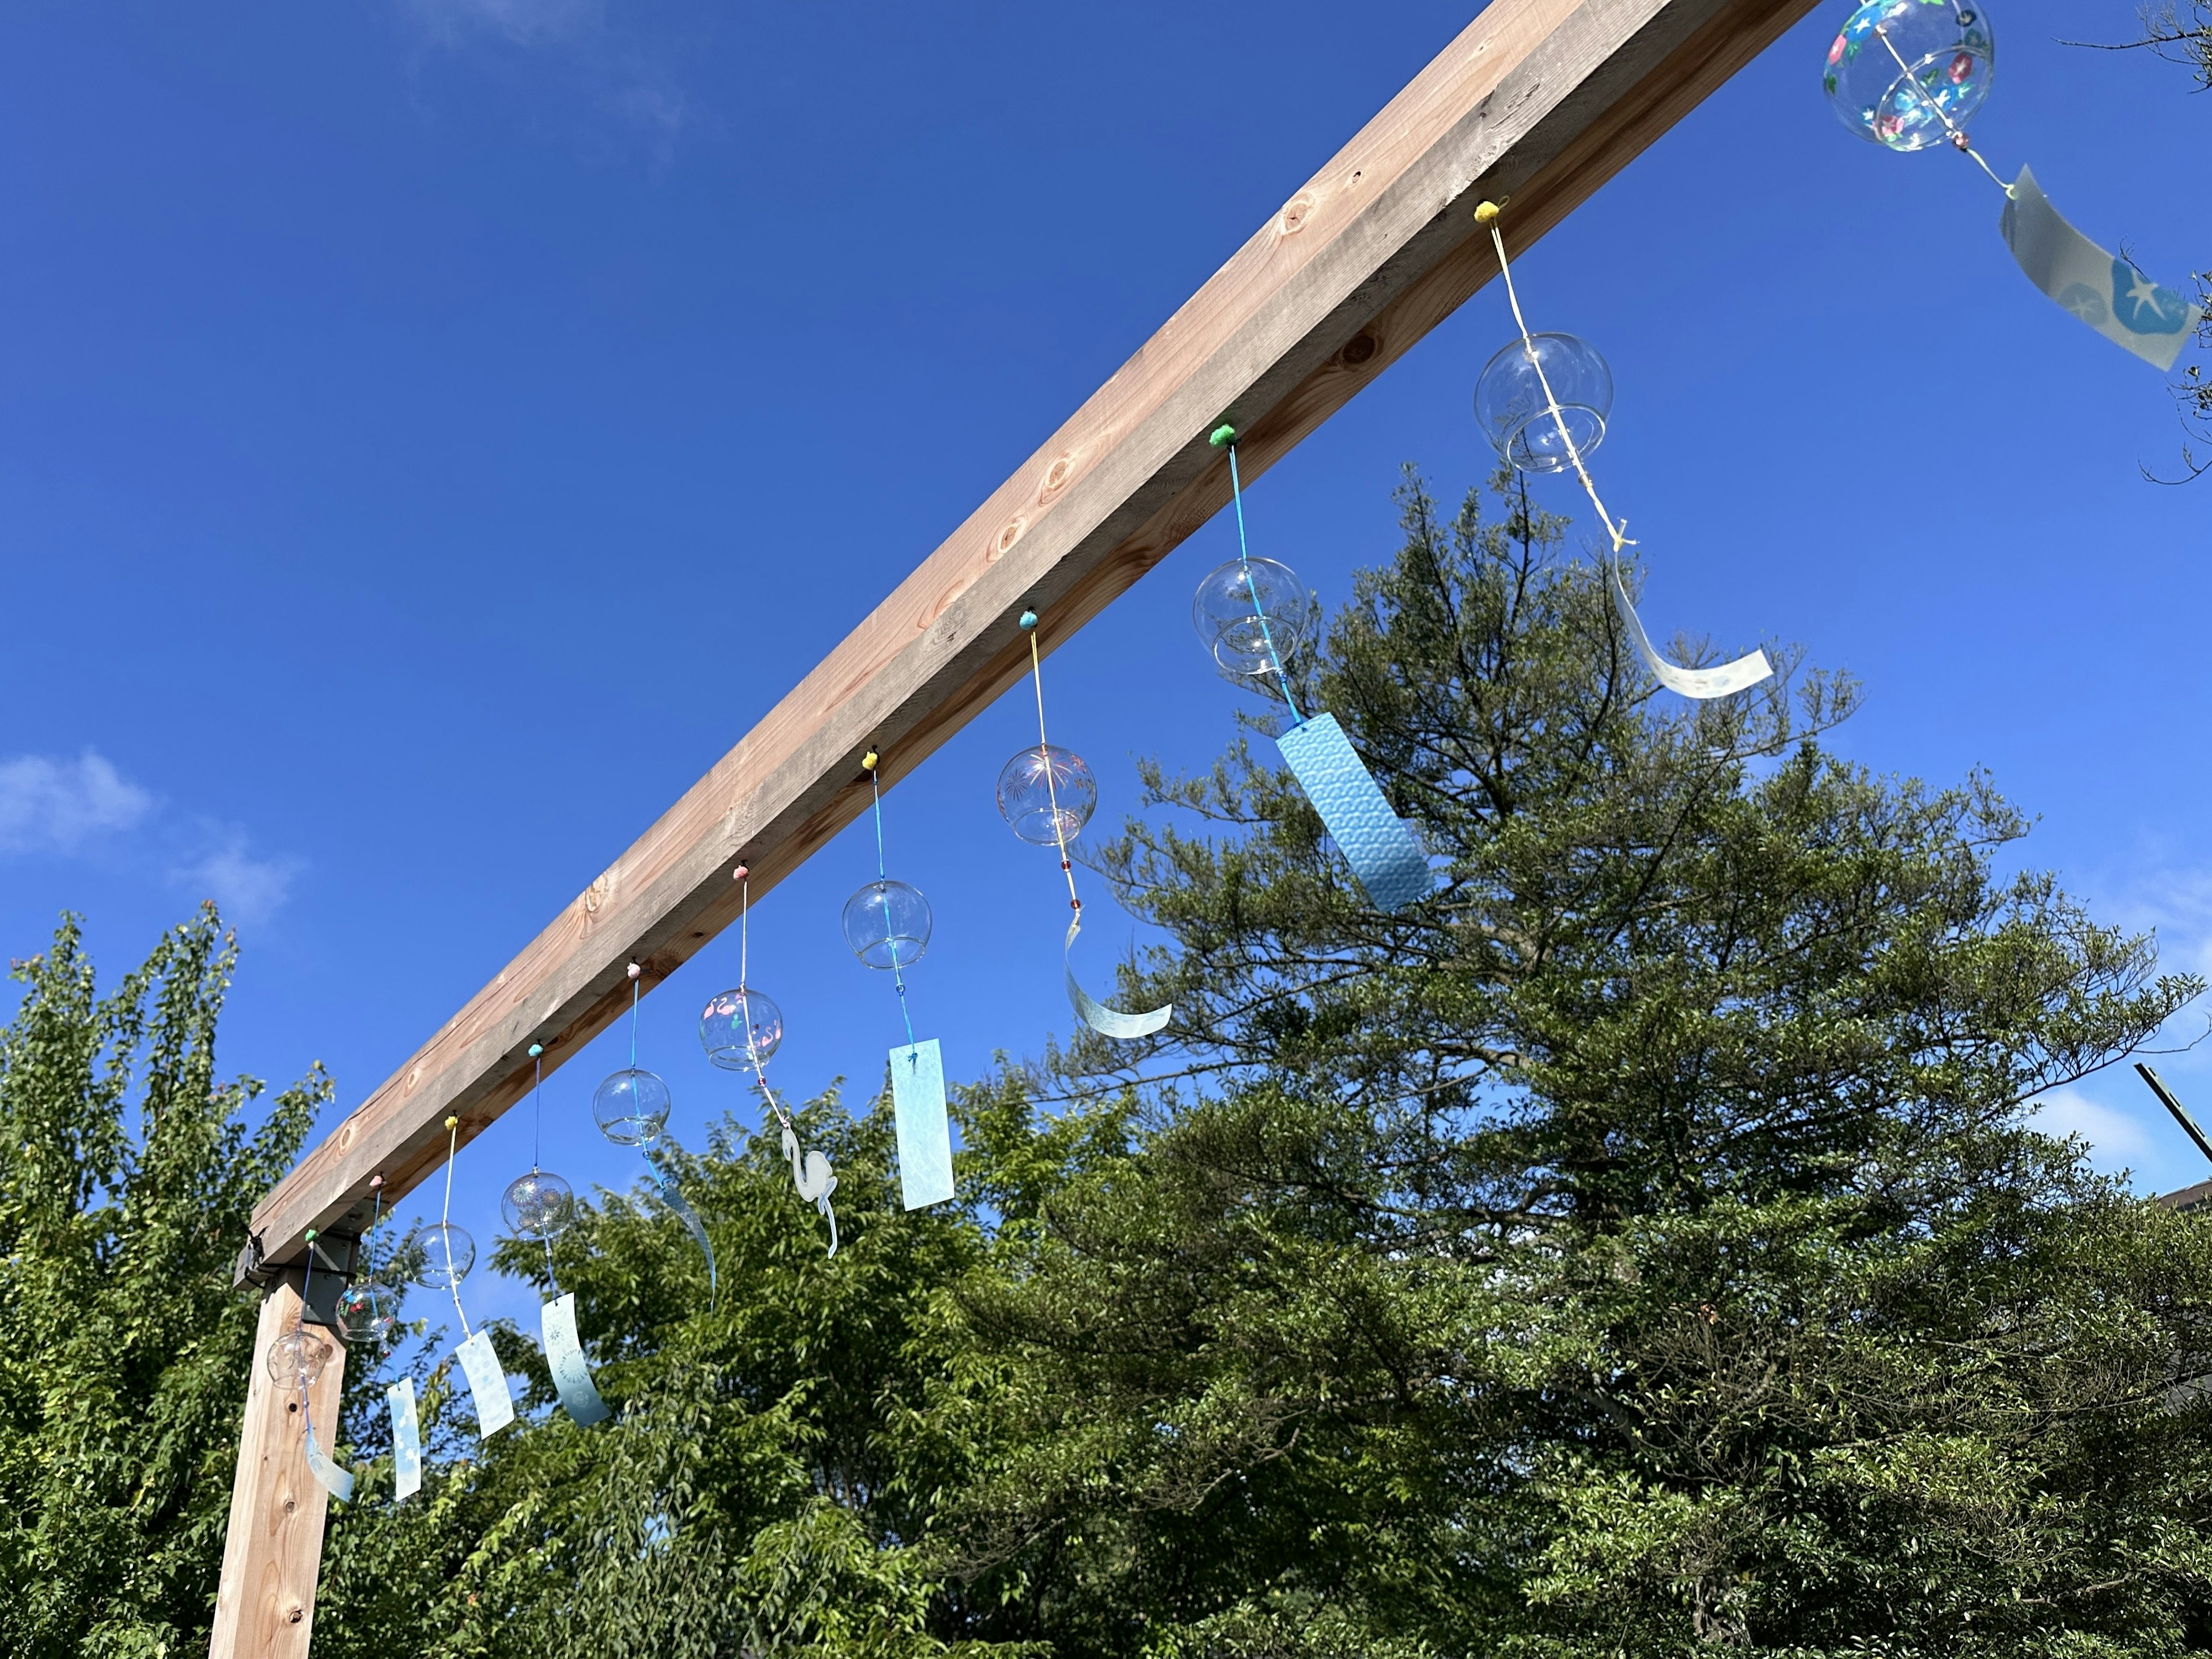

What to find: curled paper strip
left=2002, top=166, right=2200, bottom=372
left=303, top=1415, right=354, bottom=1504
left=542, top=1291, right=609, bottom=1428
left=388, top=1377, right=422, bottom=1501
left=645, top=1150, right=718, bottom=1301
left=781, top=1123, right=840, bottom=1256
left=456, top=1328, right=514, bottom=1441
left=1065, top=914, right=1172, bottom=1040
left=1275, top=713, right=1432, bottom=912
left=891, top=1037, right=955, bottom=1210
left=1609, top=570, right=1772, bottom=701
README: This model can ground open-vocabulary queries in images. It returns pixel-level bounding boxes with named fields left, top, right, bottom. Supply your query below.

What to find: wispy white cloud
left=171, top=832, right=305, bottom=930
left=0, top=751, right=302, bottom=929
left=393, top=0, right=696, bottom=146
left=0, top=751, right=157, bottom=854
left=2031, top=1085, right=2156, bottom=1172
left=401, top=0, right=600, bottom=49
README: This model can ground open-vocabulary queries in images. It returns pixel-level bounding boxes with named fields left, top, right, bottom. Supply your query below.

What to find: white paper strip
left=541, top=1292, right=609, bottom=1427
left=2001, top=165, right=2200, bottom=372
left=302, top=1416, right=354, bottom=1504
left=891, top=1038, right=956, bottom=1210
left=456, top=1328, right=514, bottom=1440
left=387, top=1377, right=422, bottom=1500
left=1609, top=570, right=1772, bottom=700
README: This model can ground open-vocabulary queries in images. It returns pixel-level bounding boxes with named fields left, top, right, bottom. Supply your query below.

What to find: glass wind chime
left=845, top=750, right=955, bottom=1210
left=599, top=964, right=720, bottom=1295
left=1192, top=428, right=1434, bottom=912
left=1824, top=0, right=2199, bottom=369
left=702, top=867, right=840, bottom=1253
left=336, top=1175, right=425, bottom=1501
left=1469, top=201, right=1774, bottom=702
left=506, top=1048, right=607, bottom=1427
left=404, top=1116, right=515, bottom=1447
left=264, top=1229, right=355, bottom=1504
left=998, top=607, right=1173, bottom=1040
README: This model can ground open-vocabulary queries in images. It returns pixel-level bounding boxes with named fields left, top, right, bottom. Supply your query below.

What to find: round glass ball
left=501, top=1168, right=576, bottom=1240
left=336, top=1281, right=399, bottom=1350
left=1474, top=332, right=1614, bottom=474
left=593, top=1066, right=672, bottom=1146
left=842, top=878, right=933, bottom=970
left=1191, top=558, right=1318, bottom=699
left=1823, top=0, right=1994, bottom=152
left=406, top=1221, right=475, bottom=1291
left=699, top=987, right=785, bottom=1071
left=266, top=1326, right=334, bottom=1387
left=996, top=744, right=1096, bottom=847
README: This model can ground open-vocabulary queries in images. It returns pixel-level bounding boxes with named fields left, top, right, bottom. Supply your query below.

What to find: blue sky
left=1, top=0, right=2207, bottom=1339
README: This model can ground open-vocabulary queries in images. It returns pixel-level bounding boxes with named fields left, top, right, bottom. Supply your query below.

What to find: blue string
left=1226, top=442, right=1305, bottom=726
left=628, top=977, right=639, bottom=1071
left=870, top=770, right=921, bottom=1059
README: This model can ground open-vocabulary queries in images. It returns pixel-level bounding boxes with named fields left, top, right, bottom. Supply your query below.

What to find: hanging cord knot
left=1209, top=423, right=1237, bottom=448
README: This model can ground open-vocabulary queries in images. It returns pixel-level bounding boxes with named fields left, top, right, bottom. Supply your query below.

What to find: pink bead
left=627, top=962, right=642, bottom=979
left=734, top=863, right=750, bottom=881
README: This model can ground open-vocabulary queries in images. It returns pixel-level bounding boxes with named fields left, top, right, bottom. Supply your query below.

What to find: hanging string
left=1024, top=617, right=1082, bottom=919
left=628, top=968, right=640, bottom=1070
left=440, top=1116, right=471, bottom=1340
left=1211, top=428, right=1307, bottom=725
left=530, top=1046, right=543, bottom=1172
left=296, top=1227, right=321, bottom=1424
left=1870, top=23, right=2011, bottom=194
left=1479, top=204, right=1636, bottom=568
left=867, top=761, right=921, bottom=1057
left=734, top=868, right=795, bottom=1132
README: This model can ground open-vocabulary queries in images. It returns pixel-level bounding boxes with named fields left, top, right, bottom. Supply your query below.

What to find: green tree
left=0, top=907, right=328, bottom=1658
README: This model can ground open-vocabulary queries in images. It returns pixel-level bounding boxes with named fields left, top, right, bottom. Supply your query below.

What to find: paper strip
left=456, top=1328, right=514, bottom=1440
left=645, top=1153, right=718, bottom=1302
left=388, top=1377, right=422, bottom=1500
left=1063, top=914, right=1172, bottom=1040
left=890, top=1037, right=955, bottom=1210
left=541, top=1291, right=609, bottom=1428
left=1274, top=712, right=1432, bottom=912
left=303, top=1416, right=354, bottom=1504
left=1608, top=570, right=1772, bottom=701
left=2002, top=165, right=2200, bottom=372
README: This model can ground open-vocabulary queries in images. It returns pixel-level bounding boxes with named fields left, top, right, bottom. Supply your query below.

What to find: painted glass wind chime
left=1468, top=200, right=1775, bottom=702
left=846, top=751, right=955, bottom=1210
left=1192, top=427, right=1438, bottom=911
left=702, top=867, right=840, bottom=1252
left=1823, top=0, right=2199, bottom=367
left=998, top=608, right=1175, bottom=1037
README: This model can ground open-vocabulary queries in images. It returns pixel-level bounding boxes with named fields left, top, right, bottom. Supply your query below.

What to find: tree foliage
left=0, top=908, right=327, bottom=1658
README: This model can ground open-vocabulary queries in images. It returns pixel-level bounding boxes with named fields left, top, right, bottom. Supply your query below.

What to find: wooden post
left=209, top=1277, right=348, bottom=1659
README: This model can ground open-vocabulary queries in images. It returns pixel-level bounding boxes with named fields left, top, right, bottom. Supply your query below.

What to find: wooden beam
left=209, top=1278, right=347, bottom=1658
left=239, top=0, right=1821, bottom=1281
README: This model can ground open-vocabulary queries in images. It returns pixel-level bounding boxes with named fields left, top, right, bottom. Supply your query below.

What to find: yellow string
left=1483, top=217, right=1631, bottom=560
left=1027, top=630, right=1081, bottom=914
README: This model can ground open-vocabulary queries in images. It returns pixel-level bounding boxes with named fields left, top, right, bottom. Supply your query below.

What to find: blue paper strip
left=645, top=1147, right=718, bottom=1304
left=891, top=1037, right=955, bottom=1210
left=541, top=1291, right=609, bottom=1427
left=1063, top=916, right=1172, bottom=1040
left=1275, top=713, right=1431, bottom=912
left=387, top=1377, right=422, bottom=1500
left=456, top=1328, right=514, bottom=1440
left=304, top=1415, right=354, bottom=1504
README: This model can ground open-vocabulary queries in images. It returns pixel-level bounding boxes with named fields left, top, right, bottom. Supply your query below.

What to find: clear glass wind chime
left=1822, top=0, right=2199, bottom=368
left=1190, top=426, right=1433, bottom=913
left=997, top=607, right=1173, bottom=1040
left=844, top=749, right=955, bottom=1210
left=701, top=867, right=840, bottom=1252
left=597, top=964, right=720, bottom=1294
left=506, top=1047, right=607, bottom=1427
left=1469, top=200, right=1774, bottom=702
left=264, top=1229, right=355, bottom=1504
left=337, top=1174, right=427, bottom=1501
left=404, top=1116, right=516, bottom=1445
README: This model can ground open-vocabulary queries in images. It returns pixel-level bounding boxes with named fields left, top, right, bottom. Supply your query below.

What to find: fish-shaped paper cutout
left=644, top=1150, right=718, bottom=1305
left=781, top=1123, right=840, bottom=1256
left=1064, top=914, right=1172, bottom=1040
left=1608, top=570, right=1772, bottom=700
left=1274, top=713, right=1432, bottom=912
left=455, top=1328, right=514, bottom=1440
left=890, top=1037, right=955, bottom=1210
left=2002, top=165, right=2201, bottom=371
left=388, top=1377, right=422, bottom=1500
left=541, top=1291, right=609, bottom=1428
left=303, top=1414, right=354, bottom=1504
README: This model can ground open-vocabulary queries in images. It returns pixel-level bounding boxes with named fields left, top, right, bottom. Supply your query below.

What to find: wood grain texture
left=208, top=1281, right=347, bottom=1659
left=241, top=0, right=1820, bottom=1279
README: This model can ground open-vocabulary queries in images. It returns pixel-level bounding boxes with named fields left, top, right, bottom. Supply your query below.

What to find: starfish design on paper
left=2112, top=259, right=2191, bottom=336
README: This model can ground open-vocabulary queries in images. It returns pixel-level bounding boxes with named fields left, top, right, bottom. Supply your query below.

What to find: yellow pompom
left=1474, top=200, right=1501, bottom=226
left=445, top=1115, right=460, bottom=1131
left=862, top=749, right=880, bottom=771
